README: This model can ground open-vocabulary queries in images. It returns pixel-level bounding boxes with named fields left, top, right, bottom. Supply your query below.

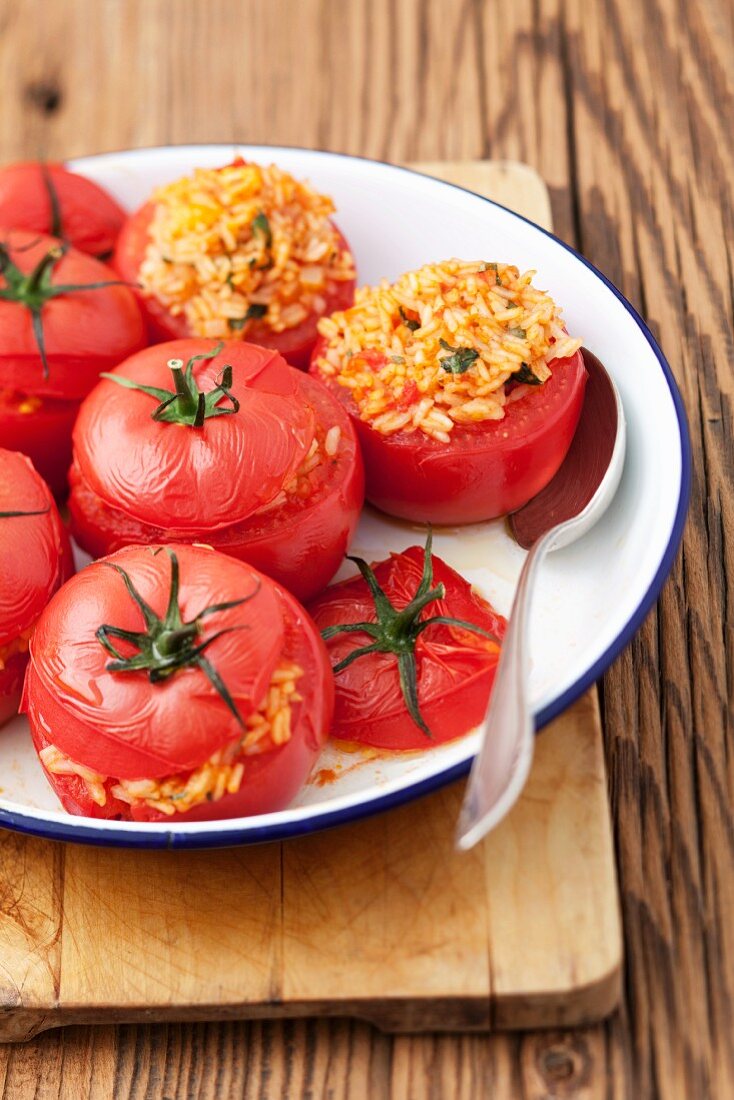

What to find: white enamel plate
left=0, top=146, right=690, bottom=848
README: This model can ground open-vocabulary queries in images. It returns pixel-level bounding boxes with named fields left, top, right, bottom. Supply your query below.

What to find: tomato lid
left=28, top=544, right=286, bottom=777
left=73, top=339, right=318, bottom=531
left=0, top=229, right=146, bottom=400
left=0, top=163, right=126, bottom=257
left=0, top=448, right=67, bottom=644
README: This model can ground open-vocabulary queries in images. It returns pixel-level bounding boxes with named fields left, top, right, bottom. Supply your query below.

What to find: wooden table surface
left=0, top=1, right=730, bottom=1096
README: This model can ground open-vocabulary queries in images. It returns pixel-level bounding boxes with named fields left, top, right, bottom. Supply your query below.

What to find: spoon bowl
left=456, top=350, right=626, bottom=851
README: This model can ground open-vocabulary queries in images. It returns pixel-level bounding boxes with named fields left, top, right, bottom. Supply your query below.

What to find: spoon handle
left=455, top=526, right=557, bottom=851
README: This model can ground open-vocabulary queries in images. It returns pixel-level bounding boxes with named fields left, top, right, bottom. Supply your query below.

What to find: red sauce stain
left=313, top=768, right=338, bottom=787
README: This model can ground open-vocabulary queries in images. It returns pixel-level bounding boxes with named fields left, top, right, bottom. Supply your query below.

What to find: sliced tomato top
left=114, top=203, right=356, bottom=368
left=0, top=448, right=70, bottom=644
left=72, top=339, right=317, bottom=531
left=309, top=546, right=506, bottom=734
left=0, top=163, right=126, bottom=257
left=26, top=544, right=286, bottom=777
left=0, top=230, right=146, bottom=400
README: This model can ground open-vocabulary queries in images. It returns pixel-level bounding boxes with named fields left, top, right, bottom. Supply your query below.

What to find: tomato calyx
left=100, top=342, right=240, bottom=428
left=0, top=240, right=131, bottom=379
left=0, top=506, right=50, bottom=518
left=320, top=529, right=500, bottom=738
left=96, top=548, right=257, bottom=727
left=40, top=164, right=63, bottom=240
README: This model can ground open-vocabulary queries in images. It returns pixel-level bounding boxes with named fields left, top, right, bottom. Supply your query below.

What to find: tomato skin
left=0, top=449, right=73, bottom=645
left=0, top=231, right=146, bottom=401
left=0, top=163, right=126, bottom=257
left=0, top=652, right=28, bottom=727
left=0, top=448, right=73, bottom=726
left=113, top=202, right=356, bottom=369
left=311, top=345, right=587, bottom=524
left=309, top=546, right=506, bottom=750
left=69, top=352, right=364, bottom=601
left=23, top=544, right=333, bottom=820
left=0, top=390, right=78, bottom=498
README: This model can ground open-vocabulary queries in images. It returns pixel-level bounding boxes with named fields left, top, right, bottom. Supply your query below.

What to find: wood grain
left=0, top=0, right=730, bottom=1095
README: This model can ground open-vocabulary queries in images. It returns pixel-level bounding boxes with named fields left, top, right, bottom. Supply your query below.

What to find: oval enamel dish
left=0, top=145, right=690, bottom=848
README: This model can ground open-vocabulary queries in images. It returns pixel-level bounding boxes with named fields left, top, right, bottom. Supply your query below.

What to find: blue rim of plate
left=0, top=146, right=691, bottom=849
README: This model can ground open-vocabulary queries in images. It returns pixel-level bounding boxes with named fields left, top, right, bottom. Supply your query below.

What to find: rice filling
left=139, top=160, right=355, bottom=339
left=314, top=259, right=582, bottom=442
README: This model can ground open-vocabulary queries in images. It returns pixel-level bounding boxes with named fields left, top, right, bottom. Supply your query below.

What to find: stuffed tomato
left=22, top=543, right=333, bottom=821
left=0, top=161, right=126, bottom=258
left=0, top=448, right=73, bottom=726
left=114, top=158, right=356, bottom=369
left=311, top=259, right=586, bottom=523
left=309, top=531, right=506, bottom=749
left=69, top=339, right=364, bottom=602
left=0, top=230, right=145, bottom=496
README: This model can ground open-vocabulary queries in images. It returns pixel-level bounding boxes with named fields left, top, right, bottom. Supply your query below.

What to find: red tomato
left=23, top=543, right=333, bottom=821
left=0, top=162, right=126, bottom=257
left=311, top=343, right=588, bottom=524
left=69, top=340, right=364, bottom=602
left=0, top=654, right=27, bottom=727
left=308, top=542, right=506, bottom=749
left=0, top=230, right=146, bottom=401
left=0, top=389, right=77, bottom=498
left=0, top=448, right=73, bottom=724
left=114, top=202, right=356, bottom=369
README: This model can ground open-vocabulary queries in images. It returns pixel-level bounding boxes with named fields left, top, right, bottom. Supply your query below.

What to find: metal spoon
left=455, top=350, right=626, bottom=851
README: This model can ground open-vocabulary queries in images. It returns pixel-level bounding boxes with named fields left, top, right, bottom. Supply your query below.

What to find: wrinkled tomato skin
left=0, top=391, right=78, bottom=498
left=24, top=546, right=333, bottom=821
left=311, top=345, right=587, bottom=524
left=114, top=202, right=356, bottom=369
left=0, top=653, right=27, bottom=727
left=309, top=547, right=507, bottom=750
left=0, top=163, right=126, bottom=258
left=0, top=231, right=146, bottom=401
left=0, top=449, right=74, bottom=726
left=69, top=371, right=364, bottom=602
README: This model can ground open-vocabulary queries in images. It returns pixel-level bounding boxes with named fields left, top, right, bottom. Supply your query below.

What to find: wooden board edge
left=491, top=954, right=623, bottom=1032
left=0, top=957, right=621, bottom=1042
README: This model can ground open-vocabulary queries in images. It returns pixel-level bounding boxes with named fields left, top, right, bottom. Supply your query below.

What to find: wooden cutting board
left=0, top=161, right=622, bottom=1041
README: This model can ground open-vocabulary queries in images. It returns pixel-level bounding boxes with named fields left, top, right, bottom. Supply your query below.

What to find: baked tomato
left=311, top=259, right=587, bottom=523
left=0, top=229, right=145, bottom=495
left=0, top=389, right=77, bottom=499
left=308, top=531, right=506, bottom=749
left=23, top=543, right=333, bottom=821
left=0, top=162, right=126, bottom=258
left=69, top=339, right=364, bottom=602
left=113, top=159, right=356, bottom=369
left=0, top=448, right=73, bottom=725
